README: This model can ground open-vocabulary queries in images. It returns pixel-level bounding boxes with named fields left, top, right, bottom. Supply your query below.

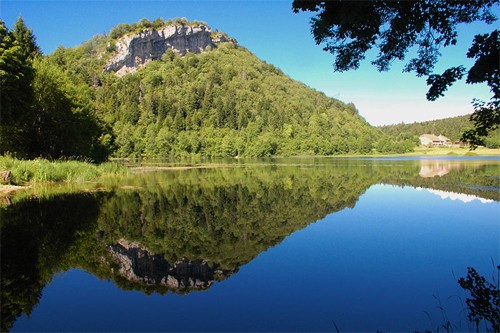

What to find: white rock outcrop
left=104, top=24, right=232, bottom=76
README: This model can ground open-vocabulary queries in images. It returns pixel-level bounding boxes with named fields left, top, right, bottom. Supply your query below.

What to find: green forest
left=379, top=115, right=500, bottom=148
left=1, top=17, right=418, bottom=161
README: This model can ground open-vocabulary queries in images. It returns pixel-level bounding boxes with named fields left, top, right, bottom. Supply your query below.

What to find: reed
left=0, top=155, right=129, bottom=185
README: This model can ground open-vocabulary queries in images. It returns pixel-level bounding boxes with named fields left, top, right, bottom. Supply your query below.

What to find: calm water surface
left=1, top=157, right=499, bottom=332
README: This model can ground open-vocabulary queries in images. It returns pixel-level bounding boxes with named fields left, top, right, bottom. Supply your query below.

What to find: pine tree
left=11, top=16, right=41, bottom=60
left=0, top=20, right=36, bottom=157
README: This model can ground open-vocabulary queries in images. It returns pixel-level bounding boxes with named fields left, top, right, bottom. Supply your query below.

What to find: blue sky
left=1, top=0, right=497, bottom=126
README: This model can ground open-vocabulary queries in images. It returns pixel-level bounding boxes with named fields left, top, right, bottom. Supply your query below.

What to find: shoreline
left=129, top=164, right=243, bottom=172
left=0, top=185, right=30, bottom=196
left=2, top=150, right=499, bottom=197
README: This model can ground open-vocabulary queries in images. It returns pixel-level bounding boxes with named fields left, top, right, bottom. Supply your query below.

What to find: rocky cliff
left=104, top=24, right=233, bottom=76
left=107, top=239, right=229, bottom=291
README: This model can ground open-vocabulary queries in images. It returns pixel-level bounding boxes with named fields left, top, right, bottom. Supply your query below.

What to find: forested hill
left=379, top=115, right=500, bottom=148
left=379, top=115, right=473, bottom=142
left=95, top=43, right=382, bottom=157
left=1, top=18, right=413, bottom=160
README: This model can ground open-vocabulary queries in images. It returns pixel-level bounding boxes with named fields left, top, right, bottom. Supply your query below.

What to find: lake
left=1, top=157, right=499, bottom=332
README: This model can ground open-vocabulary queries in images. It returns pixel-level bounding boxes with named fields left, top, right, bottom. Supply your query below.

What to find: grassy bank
left=332, top=146, right=500, bottom=158
left=406, top=146, right=500, bottom=156
left=2, top=147, right=499, bottom=185
left=0, top=156, right=129, bottom=185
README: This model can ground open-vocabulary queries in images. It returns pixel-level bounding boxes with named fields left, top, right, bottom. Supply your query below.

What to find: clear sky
left=1, top=0, right=497, bottom=126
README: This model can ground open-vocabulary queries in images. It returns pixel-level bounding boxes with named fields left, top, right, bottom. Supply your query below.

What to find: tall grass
left=0, top=156, right=129, bottom=185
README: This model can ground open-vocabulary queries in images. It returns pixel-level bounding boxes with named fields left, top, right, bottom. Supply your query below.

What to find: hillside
left=379, top=115, right=473, bottom=142
left=379, top=115, right=500, bottom=148
left=1, top=17, right=413, bottom=160
left=47, top=18, right=418, bottom=158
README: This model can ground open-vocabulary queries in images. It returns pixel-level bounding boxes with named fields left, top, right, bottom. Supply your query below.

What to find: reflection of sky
left=417, top=188, right=494, bottom=204
left=12, top=184, right=500, bottom=332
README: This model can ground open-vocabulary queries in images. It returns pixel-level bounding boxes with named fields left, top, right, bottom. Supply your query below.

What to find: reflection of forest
left=0, top=194, right=103, bottom=332
left=1, top=159, right=498, bottom=331
left=402, top=160, right=499, bottom=200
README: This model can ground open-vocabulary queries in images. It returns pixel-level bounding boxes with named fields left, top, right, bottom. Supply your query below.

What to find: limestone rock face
left=107, top=239, right=228, bottom=291
left=104, top=24, right=231, bottom=76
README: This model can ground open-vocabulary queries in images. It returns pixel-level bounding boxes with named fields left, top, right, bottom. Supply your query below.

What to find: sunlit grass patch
left=0, top=155, right=129, bottom=185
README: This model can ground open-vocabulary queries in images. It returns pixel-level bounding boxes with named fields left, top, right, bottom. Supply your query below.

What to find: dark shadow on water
left=1, top=159, right=498, bottom=331
left=0, top=193, right=103, bottom=332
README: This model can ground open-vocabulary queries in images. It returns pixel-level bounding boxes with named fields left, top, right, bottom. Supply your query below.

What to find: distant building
left=437, top=135, right=451, bottom=145
left=419, top=134, right=452, bottom=146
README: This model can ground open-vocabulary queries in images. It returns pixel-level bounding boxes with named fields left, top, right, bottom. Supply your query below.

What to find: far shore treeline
left=379, top=115, right=500, bottom=148
left=0, top=17, right=498, bottom=163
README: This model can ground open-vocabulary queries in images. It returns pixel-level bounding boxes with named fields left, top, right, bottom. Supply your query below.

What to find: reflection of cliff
left=96, top=165, right=375, bottom=273
left=1, top=159, right=498, bottom=331
left=1, top=163, right=382, bottom=330
left=107, top=239, right=230, bottom=291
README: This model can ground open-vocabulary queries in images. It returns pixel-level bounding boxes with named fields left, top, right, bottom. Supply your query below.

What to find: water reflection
left=108, top=239, right=230, bottom=291
left=423, top=188, right=494, bottom=204
left=1, top=158, right=498, bottom=331
left=0, top=193, right=103, bottom=332
left=419, top=160, right=454, bottom=177
left=416, top=159, right=496, bottom=178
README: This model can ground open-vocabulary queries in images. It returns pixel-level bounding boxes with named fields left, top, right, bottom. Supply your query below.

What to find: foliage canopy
left=0, top=18, right=113, bottom=162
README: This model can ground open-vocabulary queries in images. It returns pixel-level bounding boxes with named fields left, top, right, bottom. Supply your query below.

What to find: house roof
left=437, top=135, right=451, bottom=142
left=420, top=134, right=440, bottom=141
left=419, top=134, right=450, bottom=142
